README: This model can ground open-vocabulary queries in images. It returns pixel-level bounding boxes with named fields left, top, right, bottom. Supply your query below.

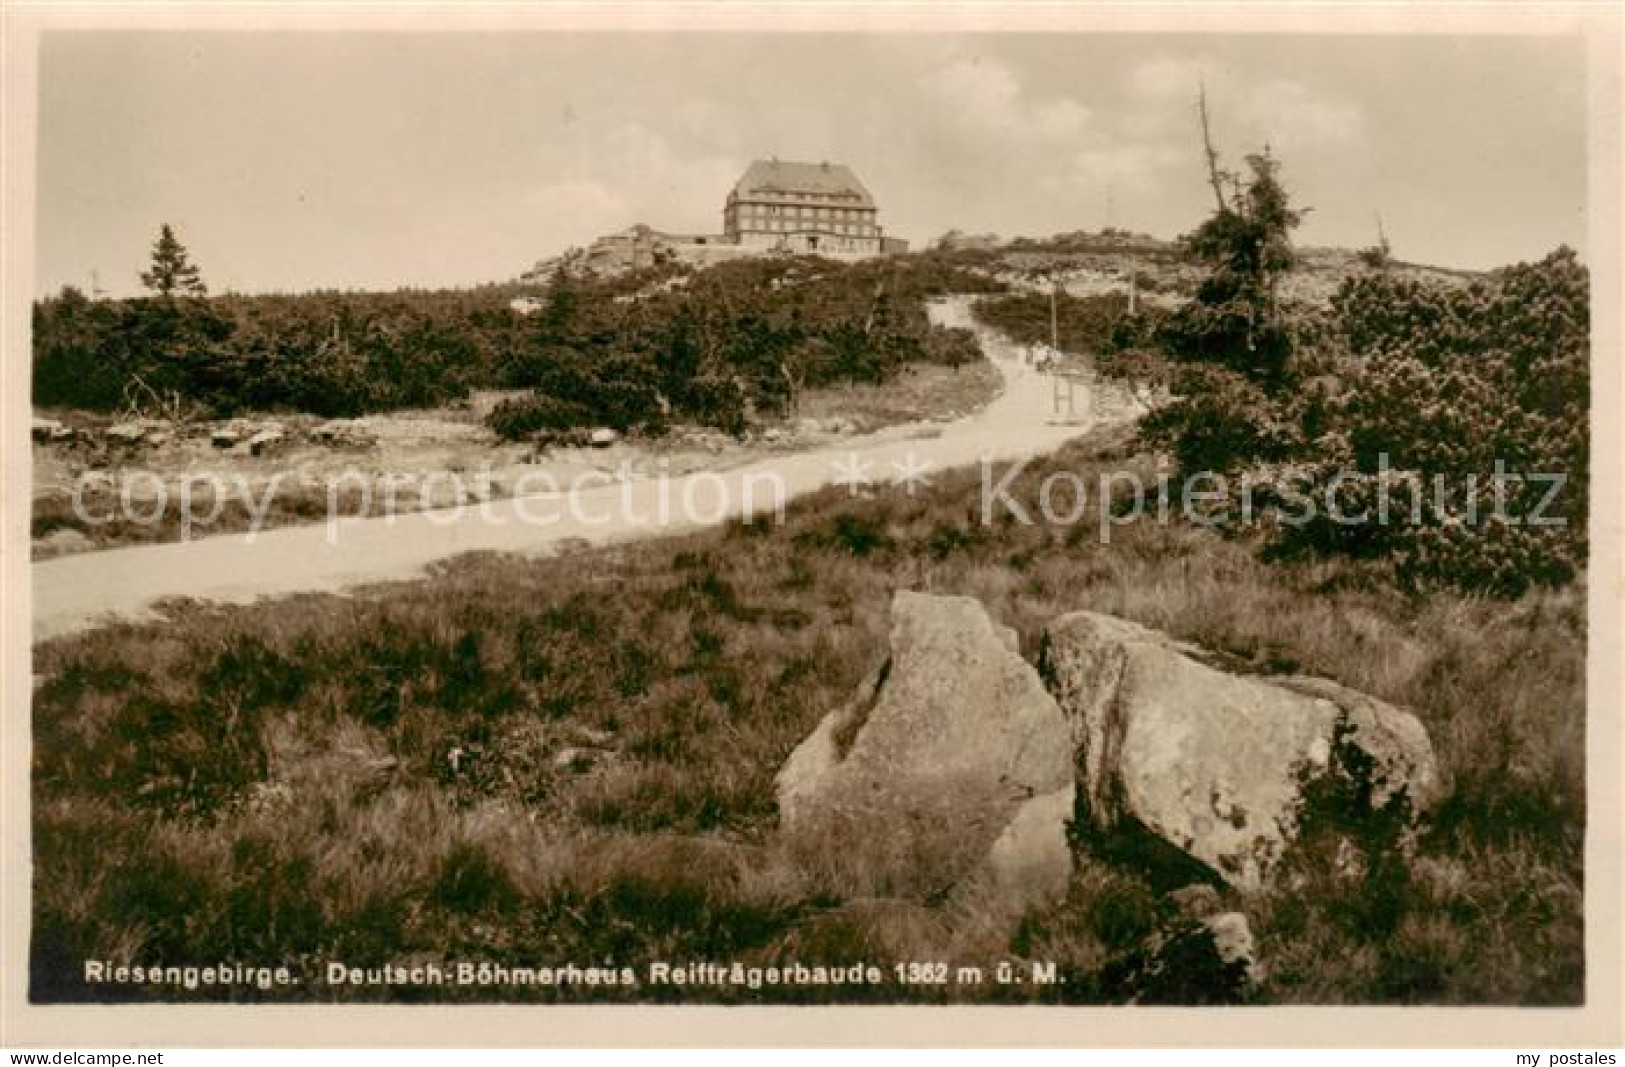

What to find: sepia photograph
left=3, top=1, right=1621, bottom=1051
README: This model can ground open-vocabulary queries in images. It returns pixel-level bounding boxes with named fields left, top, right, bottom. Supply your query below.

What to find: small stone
left=247, top=429, right=285, bottom=456
left=36, top=527, right=94, bottom=558
left=32, top=417, right=71, bottom=443
left=312, top=420, right=376, bottom=448
left=552, top=747, right=596, bottom=772
left=1203, top=911, right=1259, bottom=984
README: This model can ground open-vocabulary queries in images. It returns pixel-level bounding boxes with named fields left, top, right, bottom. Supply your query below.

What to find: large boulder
left=983, top=784, right=1076, bottom=901
left=776, top=591, right=1073, bottom=905
left=1039, top=611, right=1439, bottom=891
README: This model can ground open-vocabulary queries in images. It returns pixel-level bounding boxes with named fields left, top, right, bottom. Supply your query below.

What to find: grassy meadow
left=30, top=423, right=1584, bottom=1004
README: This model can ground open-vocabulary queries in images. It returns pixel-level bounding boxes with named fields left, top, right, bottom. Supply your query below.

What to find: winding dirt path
left=32, top=298, right=1101, bottom=642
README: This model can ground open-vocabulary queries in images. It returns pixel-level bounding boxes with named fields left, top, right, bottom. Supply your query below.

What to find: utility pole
left=1049, top=276, right=1059, bottom=353
left=1047, top=271, right=1080, bottom=422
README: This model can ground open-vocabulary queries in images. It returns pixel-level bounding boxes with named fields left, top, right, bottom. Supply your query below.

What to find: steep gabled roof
left=731, top=159, right=875, bottom=208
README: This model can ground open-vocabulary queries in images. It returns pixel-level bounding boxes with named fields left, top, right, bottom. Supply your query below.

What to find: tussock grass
left=31, top=425, right=1584, bottom=1003
left=794, top=358, right=1003, bottom=430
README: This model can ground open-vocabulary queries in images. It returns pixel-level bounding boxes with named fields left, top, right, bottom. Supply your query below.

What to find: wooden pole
left=1049, top=273, right=1060, bottom=351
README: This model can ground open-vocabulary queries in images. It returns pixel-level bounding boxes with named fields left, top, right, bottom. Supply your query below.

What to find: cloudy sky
left=35, top=32, right=1586, bottom=295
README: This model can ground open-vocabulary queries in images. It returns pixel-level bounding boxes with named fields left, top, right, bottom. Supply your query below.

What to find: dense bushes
left=1141, top=365, right=1304, bottom=477
left=31, top=252, right=1002, bottom=434
left=973, top=290, right=1166, bottom=361
left=918, top=325, right=984, bottom=370
left=1296, top=249, right=1588, bottom=593
left=486, top=394, right=600, bottom=445
left=1145, top=249, right=1589, bottom=597
left=486, top=254, right=1002, bottom=441
left=32, top=287, right=509, bottom=418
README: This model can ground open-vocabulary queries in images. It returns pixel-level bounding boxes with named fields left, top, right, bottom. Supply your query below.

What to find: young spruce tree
left=139, top=224, right=208, bottom=298
left=1160, top=90, right=1305, bottom=389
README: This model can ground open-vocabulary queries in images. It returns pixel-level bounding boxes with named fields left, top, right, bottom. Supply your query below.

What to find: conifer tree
left=139, top=224, right=207, bottom=297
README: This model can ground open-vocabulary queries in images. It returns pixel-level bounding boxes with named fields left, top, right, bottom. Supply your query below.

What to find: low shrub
left=1142, top=248, right=1588, bottom=598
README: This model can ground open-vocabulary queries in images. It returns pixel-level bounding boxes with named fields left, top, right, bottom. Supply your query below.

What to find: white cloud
left=1235, top=77, right=1364, bottom=148
left=1130, top=55, right=1212, bottom=101
left=1073, top=142, right=1188, bottom=185
left=521, top=180, right=632, bottom=247
left=1033, top=99, right=1094, bottom=140
left=526, top=122, right=744, bottom=242
left=1124, top=55, right=1363, bottom=150
left=924, top=58, right=1020, bottom=120
left=671, top=98, right=741, bottom=152
left=921, top=57, right=1092, bottom=145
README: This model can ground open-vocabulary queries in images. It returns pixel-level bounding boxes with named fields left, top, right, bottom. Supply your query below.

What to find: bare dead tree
left=1359, top=211, right=1394, bottom=269
left=1198, top=81, right=1230, bottom=213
